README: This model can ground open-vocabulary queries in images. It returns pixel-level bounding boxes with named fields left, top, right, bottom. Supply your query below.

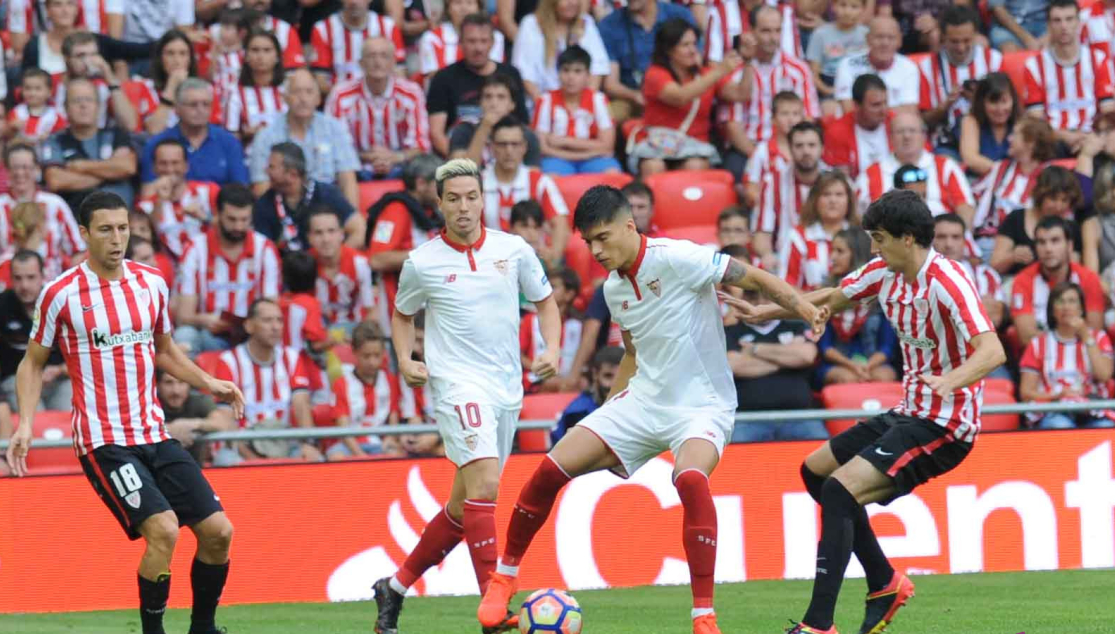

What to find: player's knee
left=143, top=512, right=180, bottom=554
left=204, top=517, right=234, bottom=554
left=468, top=478, right=500, bottom=503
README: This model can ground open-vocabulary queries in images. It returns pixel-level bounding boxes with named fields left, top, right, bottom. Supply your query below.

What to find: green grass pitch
left=3, top=569, right=1113, bottom=633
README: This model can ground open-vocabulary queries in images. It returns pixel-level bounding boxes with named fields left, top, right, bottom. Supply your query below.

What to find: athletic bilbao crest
left=494, top=260, right=509, bottom=275
left=124, top=491, right=141, bottom=509
left=647, top=279, right=662, bottom=297
left=913, top=298, right=929, bottom=314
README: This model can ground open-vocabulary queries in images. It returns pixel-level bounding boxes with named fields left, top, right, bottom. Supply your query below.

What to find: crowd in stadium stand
left=3, top=0, right=1115, bottom=473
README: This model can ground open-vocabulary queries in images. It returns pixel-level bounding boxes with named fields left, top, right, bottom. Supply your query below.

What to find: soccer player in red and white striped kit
left=723, top=190, right=1006, bottom=634
left=5, top=191, right=245, bottom=634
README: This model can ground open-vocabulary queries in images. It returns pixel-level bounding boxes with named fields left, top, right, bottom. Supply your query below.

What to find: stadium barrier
left=1, top=427, right=1114, bottom=613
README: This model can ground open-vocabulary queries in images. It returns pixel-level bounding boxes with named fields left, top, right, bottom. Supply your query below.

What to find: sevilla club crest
left=494, top=260, right=509, bottom=275
left=647, top=279, right=662, bottom=297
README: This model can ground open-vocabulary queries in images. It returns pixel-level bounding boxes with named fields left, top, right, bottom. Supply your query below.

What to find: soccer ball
left=518, top=588, right=583, bottom=634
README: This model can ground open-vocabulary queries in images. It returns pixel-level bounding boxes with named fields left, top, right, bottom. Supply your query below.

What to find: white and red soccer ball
left=518, top=588, right=583, bottom=634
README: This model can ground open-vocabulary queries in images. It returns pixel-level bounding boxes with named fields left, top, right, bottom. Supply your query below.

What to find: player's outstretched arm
left=7, top=342, right=52, bottom=476
left=719, top=257, right=831, bottom=335
left=392, top=310, right=428, bottom=387
left=920, top=331, right=1008, bottom=397
left=154, top=334, right=245, bottom=420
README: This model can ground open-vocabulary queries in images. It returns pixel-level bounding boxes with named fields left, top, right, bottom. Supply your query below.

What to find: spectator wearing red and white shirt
left=1025, top=0, right=1115, bottom=142
left=833, top=16, right=920, bottom=113
left=307, top=207, right=374, bottom=334
left=753, top=121, right=825, bottom=271
left=779, top=171, right=857, bottom=291
left=1011, top=216, right=1106, bottom=349
left=1019, top=281, right=1115, bottom=429
left=175, top=185, right=282, bottom=354
left=933, top=214, right=1006, bottom=328
left=366, top=155, right=443, bottom=335
left=135, top=138, right=218, bottom=260
left=6, top=69, right=66, bottom=142
left=224, top=31, right=288, bottom=141
left=482, top=117, right=570, bottom=267
left=325, top=37, right=430, bottom=180
left=822, top=73, right=892, bottom=179
left=279, top=251, right=329, bottom=355
left=124, top=31, right=195, bottom=136
left=970, top=117, right=1057, bottom=245
left=733, top=91, right=802, bottom=207
left=7, top=0, right=123, bottom=58
left=532, top=45, right=621, bottom=175
left=855, top=111, right=975, bottom=222
left=918, top=7, right=1001, bottom=150
left=704, top=0, right=802, bottom=63
left=212, top=298, right=322, bottom=464
left=206, top=0, right=306, bottom=70
left=53, top=32, right=137, bottom=132
left=328, top=320, right=403, bottom=457
left=520, top=268, right=584, bottom=392
left=418, top=0, right=506, bottom=83
left=0, top=143, right=84, bottom=268
left=310, top=0, right=405, bottom=87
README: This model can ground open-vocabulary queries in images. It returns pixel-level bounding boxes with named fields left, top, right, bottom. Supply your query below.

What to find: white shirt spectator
left=511, top=14, right=611, bottom=92
left=122, top=0, right=194, bottom=43
left=834, top=51, right=920, bottom=108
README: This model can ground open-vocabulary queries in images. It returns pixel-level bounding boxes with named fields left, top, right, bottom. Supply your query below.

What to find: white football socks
left=495, top=561, right=520, bottom=578
left=691, top=607, right=715, bottom=619
left=388, top=576, right=408, bottom=595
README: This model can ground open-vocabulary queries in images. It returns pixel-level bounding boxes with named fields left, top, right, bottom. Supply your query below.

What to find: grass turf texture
left=3, top=569, right=1113, bottom=633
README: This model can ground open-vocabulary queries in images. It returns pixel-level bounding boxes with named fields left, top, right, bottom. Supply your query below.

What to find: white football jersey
left=395, top=227, right=552, bottom=409
left=604, top=236, right=736, bottom=410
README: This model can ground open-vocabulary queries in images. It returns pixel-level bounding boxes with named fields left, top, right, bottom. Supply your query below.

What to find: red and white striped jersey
left=1010, top=261, right=1106, bottom=329
left=52, top=77, right=113, bottom=129
left=1081, top=0, right=1115, bottom=63
left=753, top=167, right=813, bottom=254
left=177, top=228, right=282, bottom=318
left=135, top=181, right=219, bottom=260
left=208, top=16, right=306, bottom=69
left=840, top=250, right=994, bottom=440
left=0, top=190, right=84, bottom=267
left=723, top=51, right=819, bottom=142
left=418, top=22, right=506, bottom=75
left=398, top=377, right=432, bottom=421
left=1024, top=47, right=1115, bottom=132
left=1021, top=328, right=1114, bottom=397
left=917, top=46, right=1002, bottom=141
left=957, top=259, right=1004, bottom=303
left=8, top=0, right=121, bottom=35
left=855, top=152, right=974, bottom=217
left=223, top=84, right=287, bottom=133
left=481, top=164, right=570, bottom=231
left=213, top=51, right=244, bottom=114
left=971, top=159, right=1040, bottom=238
left=279, top=291, right=328, bottom=353
left=6, top=104, right=67, bottom=139
left=368, top=200, right=440, bottom=334
left=314, top=246, right=375, bottom=324
left=310, top=12, right=406, bottom=82
left=519, top=312, right=583, bottom=388
left=779, top=221, right=847, bottom=290
left=30, top=261, right=173, bottom=455
left=821, top=112, right=892, bottom=179
left=214, top=344, right=312, bottom=427
left=744, top=137, right=787, bottom=186
left=704, top=0, right=802, bottom=62
left=331, top=364, right=401, bottom=443
left=325, top=76, right=430, bottom=169
left=532, top=88, right=613, bottom=140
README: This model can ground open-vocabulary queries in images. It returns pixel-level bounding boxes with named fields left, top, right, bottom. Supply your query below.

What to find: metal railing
left=1, top=399, right=1113, bottom=450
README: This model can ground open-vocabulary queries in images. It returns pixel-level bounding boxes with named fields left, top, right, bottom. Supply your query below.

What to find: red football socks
left=502, top=456, right=572, bottom=568
left=463, top=499, right=499, bottom=594
left=395, top=506, right=464, bottom=589
left=675, top=469, right=717, bottom=610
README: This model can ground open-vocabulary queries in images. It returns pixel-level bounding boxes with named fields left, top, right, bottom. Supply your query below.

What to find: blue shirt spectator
left=550, top=346, right=625, bottom=445
left=599, top=1, right=696, bottom=90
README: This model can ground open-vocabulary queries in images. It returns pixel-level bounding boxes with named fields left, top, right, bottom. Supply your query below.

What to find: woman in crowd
left=131, top=30, right=200, bottom=135
left=128, top=209, right=176, bottom=287
left=224, top=30, right=288, bottom=142
left=511, top=0, right=611, bottom=100
left=815, top=226, right=899, bottom=385
left=1019, top=282, right=1115, bottom=429
left=628, top=18, right=749, bottom=176
left=960, top=72, right=1022, bottom=177
left=780, top=171, right=858, bottom=290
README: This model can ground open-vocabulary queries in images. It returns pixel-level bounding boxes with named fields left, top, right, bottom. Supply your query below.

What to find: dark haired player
left=723, top=190, right=1006, bottom=634
left=5, top=191, right=246, bottom=634
left=477, top=185, right=825, bottom=634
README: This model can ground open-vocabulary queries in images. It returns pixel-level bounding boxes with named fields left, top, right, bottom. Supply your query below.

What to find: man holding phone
left=916, top=6, right=1001, bottom=152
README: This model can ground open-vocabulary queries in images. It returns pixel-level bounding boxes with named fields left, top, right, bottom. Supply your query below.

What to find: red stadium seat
left=553, top=173, right=633, bottom=218
left=358, top=179, right=405, bottom=213
left=661, top=224, right=719, bottom=247
left=1000, top=50, right=1037, bottom=102
left=19, top=410, right=80, bottom=472
left=195, top=351, right=223, bottom=376
left=519, top=392, right=579, bottom=452
left=984, top=377, right=1016, bottom=399
left=982, top=386, right=1020, bottom=432
left=563, top=233, right=605, bottom=310
left=820, top=382, right=906, bottom=436
left=645, top=170, right=738, bottom=230
left=332, top=344, right=355, bottom=365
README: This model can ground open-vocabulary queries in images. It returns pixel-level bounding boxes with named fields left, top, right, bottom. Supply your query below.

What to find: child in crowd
left=742, top=91, right=805, bottom=208
left=5, top=69, right=66, bottom=142
left=521, top=268, right=584, bottom=393
left=328, top=321, right=404, bottom=458
left=805, top=0, right=868, bottom=116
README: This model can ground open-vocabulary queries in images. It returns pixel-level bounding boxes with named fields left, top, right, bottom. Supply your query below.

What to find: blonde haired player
left=373, top=158, right=563, bottom=634
left=478, top=185, right=827, bottom=634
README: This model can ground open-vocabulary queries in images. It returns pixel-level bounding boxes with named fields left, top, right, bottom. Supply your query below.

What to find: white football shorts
left=577, top=388, right=735, bottom=478
left=434, top=398, right=519, bottom=468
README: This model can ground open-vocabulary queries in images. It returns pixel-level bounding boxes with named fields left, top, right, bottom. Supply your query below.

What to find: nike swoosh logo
left=875, top=448, right=894, bottom=456
left=82, top=304, right=100, bottom=312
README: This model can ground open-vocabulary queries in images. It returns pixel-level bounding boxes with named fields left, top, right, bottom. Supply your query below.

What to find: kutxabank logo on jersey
left=91, top=328, right=153, bottom=349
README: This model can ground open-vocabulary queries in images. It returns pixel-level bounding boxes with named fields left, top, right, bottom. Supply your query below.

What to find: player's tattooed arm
left=720, top=258, right=828, bottom=334
left=721, top=257, right=749, bottom=286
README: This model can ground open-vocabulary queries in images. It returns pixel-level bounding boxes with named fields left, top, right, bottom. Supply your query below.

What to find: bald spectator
left=140, top=78, right=250, bottom=190
left=326, top=38, right=430, bottom=181
left=248, top=69, right=361, bottom=209
left=834, top=17, right=920, bottom=113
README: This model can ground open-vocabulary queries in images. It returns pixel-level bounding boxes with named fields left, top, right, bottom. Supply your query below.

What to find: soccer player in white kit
left=477, top=185, right=827, bottom=634
left=723, top=190, right=1006, bottom=634
left=373, top=158, right=564, bottom=634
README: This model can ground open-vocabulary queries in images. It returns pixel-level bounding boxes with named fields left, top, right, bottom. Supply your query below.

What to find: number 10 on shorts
left=455, top=403, right=483, bottom=430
